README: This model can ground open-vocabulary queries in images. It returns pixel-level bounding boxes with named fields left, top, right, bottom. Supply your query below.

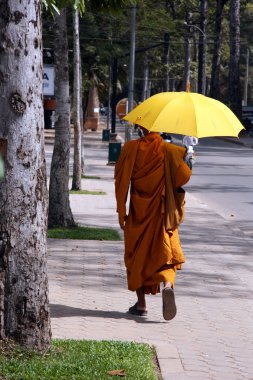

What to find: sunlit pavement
left=46, top=126, right=253, bottom=380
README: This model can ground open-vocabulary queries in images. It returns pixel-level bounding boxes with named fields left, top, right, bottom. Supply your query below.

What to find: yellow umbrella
left=123, top=92, right=244, bottom=138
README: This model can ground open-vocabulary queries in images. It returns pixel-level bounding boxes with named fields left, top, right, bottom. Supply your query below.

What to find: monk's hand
left=119, top=215, right=127, bottom=230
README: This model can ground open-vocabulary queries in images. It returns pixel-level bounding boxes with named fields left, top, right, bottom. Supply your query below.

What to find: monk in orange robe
left=115, top=128, right=192, bottom=320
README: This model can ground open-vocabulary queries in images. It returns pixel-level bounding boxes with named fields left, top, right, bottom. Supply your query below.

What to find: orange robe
left=115, top=133, right=191, bottom=295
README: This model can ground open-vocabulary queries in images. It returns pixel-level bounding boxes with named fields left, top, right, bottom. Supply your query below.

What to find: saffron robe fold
left=115, top=133, right=192, bottom=294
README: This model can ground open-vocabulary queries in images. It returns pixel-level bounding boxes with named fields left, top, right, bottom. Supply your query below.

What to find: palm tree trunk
left=142, top=54, right=149, bottom=101
left=163, top=33, right=170, bottom=92
left=80, top=52, right=85, bottom=176
left=198, top=0, right=207, bottom=94
left=72, top=8, right=82, bottom=190
left=209, top=0, right=228, bottom=99
left=48, top=8, right=75, bottom=228
left=0, top=0, right=51, bottom=349
left=229, top=0, right=242, bottom=119
left=243, top=48, right=249, bottom=106
left=183, top=13, right=192, bottom=91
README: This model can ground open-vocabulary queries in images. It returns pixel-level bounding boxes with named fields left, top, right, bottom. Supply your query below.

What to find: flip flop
left=162, top=287, right=177, bottom=321
left=128, top=303, right=148, bottom=317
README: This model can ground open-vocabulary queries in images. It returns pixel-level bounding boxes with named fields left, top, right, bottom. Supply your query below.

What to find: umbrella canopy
left=123, top=92, right=244, bottom=138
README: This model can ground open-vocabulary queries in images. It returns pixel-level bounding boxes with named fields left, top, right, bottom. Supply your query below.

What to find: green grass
left=48, top=226, right=121, bottom=241
left=70, top=175, right=101, bottom=180
left=0, top=339, right=160, bottom=380
left=69, top=189, right=106, bottom=195
left=82, top=175, right=101, bottom=179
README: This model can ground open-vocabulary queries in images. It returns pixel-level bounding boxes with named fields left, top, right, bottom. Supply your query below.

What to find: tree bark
left=209, top=0, right=228, bottom=99
left=147, top=80, right=151, bottom=98
left=198, top=0, right=207, bottom=94
left=48, top=8, right=75, bottom=228
left=183, top=13, right=192, bottom=91
left=0, top=0, right=51, bottom=349
left=80, top=51, right=85, bottom=176
left=72, top=8, right=82, bottom=190
left=243, top=48, right=249, bottom=106
left=229, top=0, right=242, bottom=119
left=163, top=33, right=170, bottom=92
left=142, top=54, right=149, bottom=101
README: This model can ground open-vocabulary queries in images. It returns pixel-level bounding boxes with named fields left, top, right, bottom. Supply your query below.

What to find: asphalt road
left=185, top=137, right=253, bottom=236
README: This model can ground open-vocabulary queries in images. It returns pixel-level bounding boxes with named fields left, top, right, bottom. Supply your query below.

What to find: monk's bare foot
left=164, top=281, right=173, bottom=288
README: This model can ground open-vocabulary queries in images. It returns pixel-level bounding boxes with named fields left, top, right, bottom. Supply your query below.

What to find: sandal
left=128, top=303, right=148, bottom=316
left=162, top=287, right=177, bottom=321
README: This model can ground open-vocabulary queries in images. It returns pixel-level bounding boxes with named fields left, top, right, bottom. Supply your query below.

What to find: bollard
left=102, top=129, right=110, bottom=141
left=108, top=142, right=121, bottom=165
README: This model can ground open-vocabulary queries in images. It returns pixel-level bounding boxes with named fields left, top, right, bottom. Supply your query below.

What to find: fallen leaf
left=107, top=369, right=126, bottom=377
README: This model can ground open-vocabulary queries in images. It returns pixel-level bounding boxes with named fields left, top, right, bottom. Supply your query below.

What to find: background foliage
left=42, top=0, right=253, bottom=108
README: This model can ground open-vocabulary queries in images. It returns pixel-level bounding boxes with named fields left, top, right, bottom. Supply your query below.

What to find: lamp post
left=184, top=22, right=206, bottom=94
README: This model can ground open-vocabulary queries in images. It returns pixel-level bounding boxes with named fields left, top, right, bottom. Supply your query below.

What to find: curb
left=217, top=136, right=253, bottom=149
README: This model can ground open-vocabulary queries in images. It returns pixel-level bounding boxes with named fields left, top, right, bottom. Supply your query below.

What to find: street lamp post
left=184, top=22, right=206, bottom=94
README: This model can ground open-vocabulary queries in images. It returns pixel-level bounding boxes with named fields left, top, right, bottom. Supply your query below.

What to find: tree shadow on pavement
left=50, top=304, right=165, bottom=324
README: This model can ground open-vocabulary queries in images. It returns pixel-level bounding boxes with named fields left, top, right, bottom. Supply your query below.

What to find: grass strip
left=69, top=190, right=106, bottom=195
left=48, top=226, right=121, bottom=241
left=0, top=339, right=160, bottom=380
left=82, top=174, right=101, bottom=179
left=70, top=175, right=101, bottom=179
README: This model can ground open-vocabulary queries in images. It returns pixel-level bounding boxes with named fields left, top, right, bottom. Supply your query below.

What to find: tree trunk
left=111, top=58, right=117, bottom=134
left=198, top=0, right=207, bottom=94
left=48, top=8, right=75, bottom=228
left=163, top=33, right=170, bottom=92
left=183, top=14, right=192, bottom=91
left=209, top=0, right=228, bottom=99
left=142, top=54, right=149, bottom=101
left=72, top=9, right=82, bottom=190
left=243, top=48, right=249, bottom=106
left=106, top=61, right=112, bottom=129
left=147, top=80, right=151, bottom=98
left=229, top=0, right=242, bottom=119
left=80, top=52, right=85, bottom=176
left=0, top=0, right=51, bottom=349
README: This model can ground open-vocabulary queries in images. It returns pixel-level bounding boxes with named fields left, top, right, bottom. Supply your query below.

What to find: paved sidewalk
left=47, top=129, right=253, bottom=380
